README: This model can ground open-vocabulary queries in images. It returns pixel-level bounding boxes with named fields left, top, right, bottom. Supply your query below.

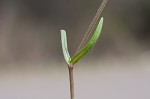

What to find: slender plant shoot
left=60, top=0, right=108, bottom=99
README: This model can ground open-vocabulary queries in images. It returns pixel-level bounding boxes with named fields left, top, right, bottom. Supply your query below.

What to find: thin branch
left=68, top=64, right=75, bottom=99
left=76, top=0, right=108, bottom=53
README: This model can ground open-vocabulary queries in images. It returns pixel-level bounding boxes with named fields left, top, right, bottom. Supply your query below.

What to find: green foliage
left=61, top=17, right=104, bottom=65
left=71, top=17, right=103, bottom=64
left=60, top=30, right=71, bottom=64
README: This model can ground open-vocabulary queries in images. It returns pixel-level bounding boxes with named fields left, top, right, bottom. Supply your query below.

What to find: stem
left=68, top=64, right=75, bottom=99
left=76, top=0, right=108, bottom=53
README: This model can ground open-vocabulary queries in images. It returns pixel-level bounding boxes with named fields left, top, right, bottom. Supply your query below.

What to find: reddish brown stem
left=68, top=64, right=74, bottom=99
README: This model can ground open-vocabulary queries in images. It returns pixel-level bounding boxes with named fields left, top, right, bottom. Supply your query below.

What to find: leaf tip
left=60, top=29, right=71, bottom=64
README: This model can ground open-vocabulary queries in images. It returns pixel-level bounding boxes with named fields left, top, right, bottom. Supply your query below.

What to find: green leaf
left=70, top=17, right=104, bottom=64
left=61, top=30, right=71, bottom=64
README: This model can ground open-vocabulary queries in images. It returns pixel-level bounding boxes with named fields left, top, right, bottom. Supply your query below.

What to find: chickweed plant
left=60, top=0, right=108, bottom=99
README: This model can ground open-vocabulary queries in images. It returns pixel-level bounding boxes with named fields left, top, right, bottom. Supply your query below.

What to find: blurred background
left=0, top=0, right=150, bottom=99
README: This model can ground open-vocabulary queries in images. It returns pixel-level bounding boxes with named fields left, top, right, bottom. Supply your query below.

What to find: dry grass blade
left=76, top=0, right=108, bottom=53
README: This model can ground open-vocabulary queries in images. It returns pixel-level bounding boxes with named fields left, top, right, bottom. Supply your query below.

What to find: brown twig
left=75, top=0, right=108, bottom=53
left=68, top=64, right=74, bottom=99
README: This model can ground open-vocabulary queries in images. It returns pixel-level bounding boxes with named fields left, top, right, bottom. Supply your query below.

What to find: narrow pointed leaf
left=61, top=30, right=71, bottom=64
left=70, top=17, right=104, bottom=64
